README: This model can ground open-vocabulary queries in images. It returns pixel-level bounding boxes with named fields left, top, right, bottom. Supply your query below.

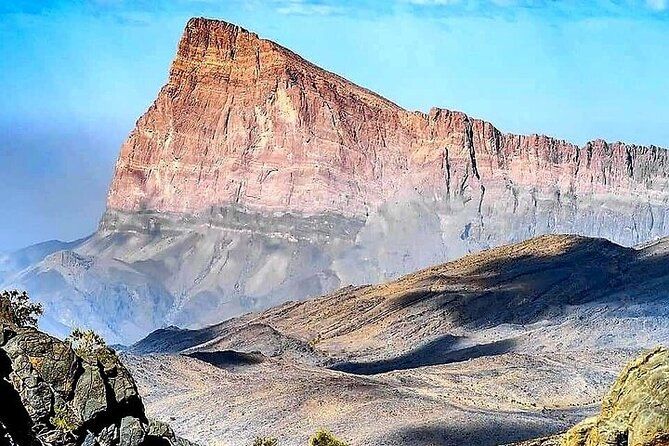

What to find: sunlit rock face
left=4, top=18, right=669, bottom=344
left=108, top=18, right=669, bottom=225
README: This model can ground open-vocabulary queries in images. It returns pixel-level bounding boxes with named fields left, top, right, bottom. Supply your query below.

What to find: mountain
left=124, top=234, right=669, bottom=445
left=3, top=17, right=669, bottom=343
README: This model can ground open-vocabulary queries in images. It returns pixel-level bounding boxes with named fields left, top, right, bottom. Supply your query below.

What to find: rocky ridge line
left=107, top=17, right=669, bottom=217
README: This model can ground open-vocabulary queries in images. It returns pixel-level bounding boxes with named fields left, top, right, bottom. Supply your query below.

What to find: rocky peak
left=106, top=17, right=669, bottom=219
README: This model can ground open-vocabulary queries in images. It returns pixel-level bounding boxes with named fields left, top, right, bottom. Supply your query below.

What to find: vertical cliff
left=107, top=18, right=669, bottom=221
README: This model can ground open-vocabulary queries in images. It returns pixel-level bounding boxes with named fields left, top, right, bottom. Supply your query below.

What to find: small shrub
left=309, top=429, right=348, bottom=446
left=0, top=290, right=43, bottom=328
left=252, top=437, right=278, bottom=446
left=50, top=406, right=78, bottom=432
left=66, top=328, right=106, bottom=353
left=66, top=328, right=119, bottom=366
left=308, top=334, right=322, bottom=349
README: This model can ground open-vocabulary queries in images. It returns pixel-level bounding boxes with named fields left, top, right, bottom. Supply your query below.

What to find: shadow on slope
left=186, top=350, right=265, bottom=370
left=331, top=336, right=516, bottom=375
left=390, top=419, right=557, bottom=446
left=389, top=236, right=640, bottom=330
left=132, top=235, right=669, bottom=375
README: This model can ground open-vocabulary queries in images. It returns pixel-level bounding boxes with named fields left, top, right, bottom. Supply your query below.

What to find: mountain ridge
left=129, top=233, right=669, bottom=363
left=4, top=17, right=669, bottom=344
left=106, top=17, right=669, bottom=218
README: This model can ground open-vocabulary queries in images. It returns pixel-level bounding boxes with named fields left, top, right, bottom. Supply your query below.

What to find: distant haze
left=1, top=0, right=668, bottom=251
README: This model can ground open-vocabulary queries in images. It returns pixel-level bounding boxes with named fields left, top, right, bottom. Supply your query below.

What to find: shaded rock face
left=563, top=347, right=669, bottom=446
left=4, top=17, right=669, bottom=344
left=0, top=312, right=194, bottom=446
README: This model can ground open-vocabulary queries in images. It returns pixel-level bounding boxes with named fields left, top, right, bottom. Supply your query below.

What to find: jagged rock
left=118, top=417, right=145, bottom=446
left=72, top=362, right=108, bottom=423
left=3, top=330, right=78, bottom=397
left=146, top=420, right=173, bottom=439
left=105, top=361, right=140, bottom=406
left=563, top=347, right=669, bottom=446
left=82, top=432, right=97, bottom=446
left=97, top=425, right=119, bottom=446
left=0, top=315, right=198, bottom=446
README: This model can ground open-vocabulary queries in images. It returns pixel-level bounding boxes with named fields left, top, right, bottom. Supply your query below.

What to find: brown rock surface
left=512, top=348, right=669, bottom=446
left=562, top=347, right=669, bottom=446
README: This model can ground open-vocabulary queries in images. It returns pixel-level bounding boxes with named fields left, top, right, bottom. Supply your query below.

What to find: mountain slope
left=4, top=18, right=669, bottom=343
left=125, top=235, right=669, bottom=446
left=131, top=234, right=669, bottom=364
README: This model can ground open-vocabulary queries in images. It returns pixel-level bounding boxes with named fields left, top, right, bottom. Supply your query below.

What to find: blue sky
left=1, top=0, right=668, bottom=251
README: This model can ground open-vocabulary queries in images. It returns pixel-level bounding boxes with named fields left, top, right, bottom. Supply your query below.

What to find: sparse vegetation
left=50, top=406, right=78, bottom=432
left=308, top=334, right=322, bottom=348
left=65, top=328, right=116, bottom=363
left=0, top=289, right=43, bottom=328
left=309, top=429, right=348, bottom=446
left=252, top=437, right=278, bottom=446
left=66, top=328, right=106, bottom=353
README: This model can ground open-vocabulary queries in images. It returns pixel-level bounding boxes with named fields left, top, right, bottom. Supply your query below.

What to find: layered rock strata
left=3, top=17, right=669, bottom=343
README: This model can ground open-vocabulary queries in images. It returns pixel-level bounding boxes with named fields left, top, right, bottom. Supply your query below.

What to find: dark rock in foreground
left=0, top=317, right=196, bottom=446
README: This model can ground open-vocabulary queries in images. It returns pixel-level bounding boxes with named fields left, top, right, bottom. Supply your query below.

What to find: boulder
left=0, top=322, right=198, bottom=446
left=563, top=347, right=669, bottom=446
left=119, top=417, right=145, bottom=446
left=72, top=362, right=108, bottom=423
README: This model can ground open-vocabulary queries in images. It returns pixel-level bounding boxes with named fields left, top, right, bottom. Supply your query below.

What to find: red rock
left=107, top=18, right=669, bottom=218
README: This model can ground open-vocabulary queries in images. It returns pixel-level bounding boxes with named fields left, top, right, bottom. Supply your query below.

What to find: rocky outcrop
left=562, top=347, right=669, bottom=446
left=0, top=312, right=195, bottom=446
left=511, top=348, right=669, bottom=446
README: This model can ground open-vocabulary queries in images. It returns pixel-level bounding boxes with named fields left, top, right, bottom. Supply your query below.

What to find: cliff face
left=107, top=18, right=669, bottom=219
left=4, top=17, right=669, bottom=344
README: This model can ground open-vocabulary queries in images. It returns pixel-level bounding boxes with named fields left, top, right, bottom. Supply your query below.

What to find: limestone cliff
left=3, top=18, right=669, bottom=343
left=108, top=18, right=669, bottom=222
